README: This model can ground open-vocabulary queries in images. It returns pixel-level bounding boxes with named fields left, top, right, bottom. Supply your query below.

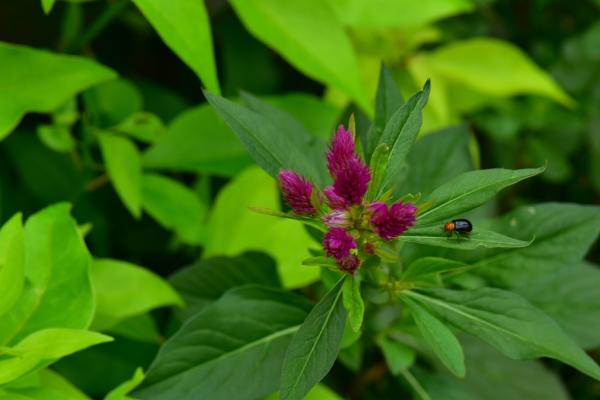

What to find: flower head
left=370, top=202, right=417, bottom=241
left=323, top=228, right=357, bottom=261
left=276, top=123, right=416, bottom=274
left=278, top=170, right=317, bottom=215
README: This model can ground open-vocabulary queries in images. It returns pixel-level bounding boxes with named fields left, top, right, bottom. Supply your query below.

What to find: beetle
left=444, top=219, right=472, bottom=239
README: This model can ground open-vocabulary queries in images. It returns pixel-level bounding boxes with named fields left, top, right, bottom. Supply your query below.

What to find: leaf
left=398, top=227, right=532, bottom=250
left=405, top=288, right=600, bottom=380
left=91, top=259, right=183, bottom=331
left=108, top=314, right=161, bottom=344
left=142, top=104, right=252, bottom=176
left=229, top=0, right=369, bottom=111
left=169, top=252, right=281, bottom=320
left=402, top=125, right=473, bottom=195
left=418, top=38, right=573, bottom=107
left=37, top=125, right=76, bottom=153
left=134, top=286, right=312, bottom=400
left=402, top=257, right=467, bottom=282
left=204, top=167, right=320, bottom=288
left=474, top=203, right=600, bottom=287
left=204, top=93, right=323, bottom=184
left=280, top=277, right=347, bottom=400
left=41, top=0, right=56, bottom=14
left=0, top=328, right=112, bottom=385
left=420, top=337, right=569, bottom=400
left=98, top=133, right=142, bottom=218
left=83, top=79, right=142, bottom=128
left=114, top=112, right=166, bottom=144
left=402, top=297, right=465, bottom=377
left=342, top=275, right=364, bottom=332
left=326, top=0, right=473, bottom=28
left=378, top=81, right=430, bottom=191
left=515, top=262, right=600, bottom=349
left=0, top=42, right=116, bottom=139
left=141, top=174, right=207, bottom=245
left=364, top=64, right=403, bottom=159
left=376, top=337, right=416, bottom=375
left=417, top=167, right=545, bottom=226
left=104, top=367, right=144, bottom=400
left=132, top=0, right=219, bottom=93
left=8, top=369, right=91, bottom=400
left=0, top=204, right=95, bottom=345
left=0, top=213, right=25, bottom=316
left=240, top=92, right=329, bottom=186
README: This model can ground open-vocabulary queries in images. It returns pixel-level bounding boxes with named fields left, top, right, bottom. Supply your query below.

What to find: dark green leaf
left=402, top=257, right=467, bottom=281
left=417, top=167, right=545, bottom=226
left=405, top=288, right=600, bottom=380
left=378, top=81, right=430, bottom=191
left=134, top=286, right=312, bottom=400
left=376, top=337, right=415, bottom=375
left=169, top=252, right=281, bottom=319
left=280, top=278, right=347, bottom=400
left=364, top=63, right=403, bottom=159
left=403, top=297, right=465, bottom=377
left=399, top=227, right=531, bottom=250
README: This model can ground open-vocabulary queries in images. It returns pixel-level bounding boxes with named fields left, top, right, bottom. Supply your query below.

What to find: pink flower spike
left=278, top=170, right=317, bottom=215
left=370, top=201, right=417, bottom=241
left=323, top=228, right=357, bottom=261
left=324, top=186, right=347, bottom=209
left=323, top=210, right=351, bottom=228
left=331, top=157, right=371, bottom=206
left=327, top=125, right=356, bottom=178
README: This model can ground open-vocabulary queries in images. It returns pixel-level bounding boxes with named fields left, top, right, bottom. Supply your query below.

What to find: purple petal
left=278, top=170, right=317, bottom=215
left=324, top=186, right=347, bottom=209
left=331, top=157, right=370, bottom=206
left=370, top=201, right=417, bottom=240
left=323, top=209, right=351, bottom=228
left=323, top=228, right=357, bottom=260
left=327, top=125, right=356, bottom=178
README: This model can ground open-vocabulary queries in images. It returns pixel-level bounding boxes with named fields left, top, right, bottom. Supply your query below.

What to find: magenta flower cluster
left=278, top=126, right=416, bottom=274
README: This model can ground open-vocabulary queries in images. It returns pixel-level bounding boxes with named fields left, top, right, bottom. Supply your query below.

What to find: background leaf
left=204, top=166, right=320, bottom=288
left=98, top=133, right=142, bottom=218
left=342, top=275, right=364, bottom=332
left=91, top=259, right=183, bottom=331
left=132, top=0, right=219, bottom=93
left=141, top=174, right=207, bottom=245
left=0, top=42, right=116, bottom=139
left=0, top=213, right=24, bottom=316
left=0, top=204, right=94, bottom=345
left=229, top=0, right=369, bottom=111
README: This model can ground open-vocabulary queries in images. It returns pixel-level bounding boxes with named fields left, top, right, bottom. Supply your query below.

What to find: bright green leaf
left=98, top=133, right=142, bottom=218
left=0, top=42, right=116, bottom=139
left=132, top=0, right=220, bottom=93
left=280, top=277, right=347, bottom=400
left=0, top=204, right=94, bottom=345
left=4, top=368, right=91, bottom=400
left=37, top=125, right=76, bottom=153
left=204, top=167, right=320, bottom=288
left=114, top=112, right=166, bottom=144
left=41, top=0, right=56, bottom=14
left=229, top=0, right=369, bottom=111
left=134, top=286, right=311, bottom=400
left=403, top=296, right=465, bottom=377
left=91, top=259, right=183, bottom=331
left=143, top=104, right=252, bottom=176
left=405, top=288, right=600, bottom=380
left=419, top=38, right=574, bottom=107
left=0, top=213, right=25, bottom=316
left=105, top=367, right=144, bottom=400
left=0, top=328, right=112, bottom=385
left=141, top=174, right=207, bottom=245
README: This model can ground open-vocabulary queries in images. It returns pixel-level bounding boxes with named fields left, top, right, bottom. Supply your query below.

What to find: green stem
left=68, top=0, right=130, bottom=53
left=400, top=369, right=431, bottom=400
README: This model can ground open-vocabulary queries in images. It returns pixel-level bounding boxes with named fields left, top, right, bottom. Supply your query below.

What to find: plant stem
left=400, top=369, right=431, bottom=400
left=68, top=0, right=130, bottom=53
